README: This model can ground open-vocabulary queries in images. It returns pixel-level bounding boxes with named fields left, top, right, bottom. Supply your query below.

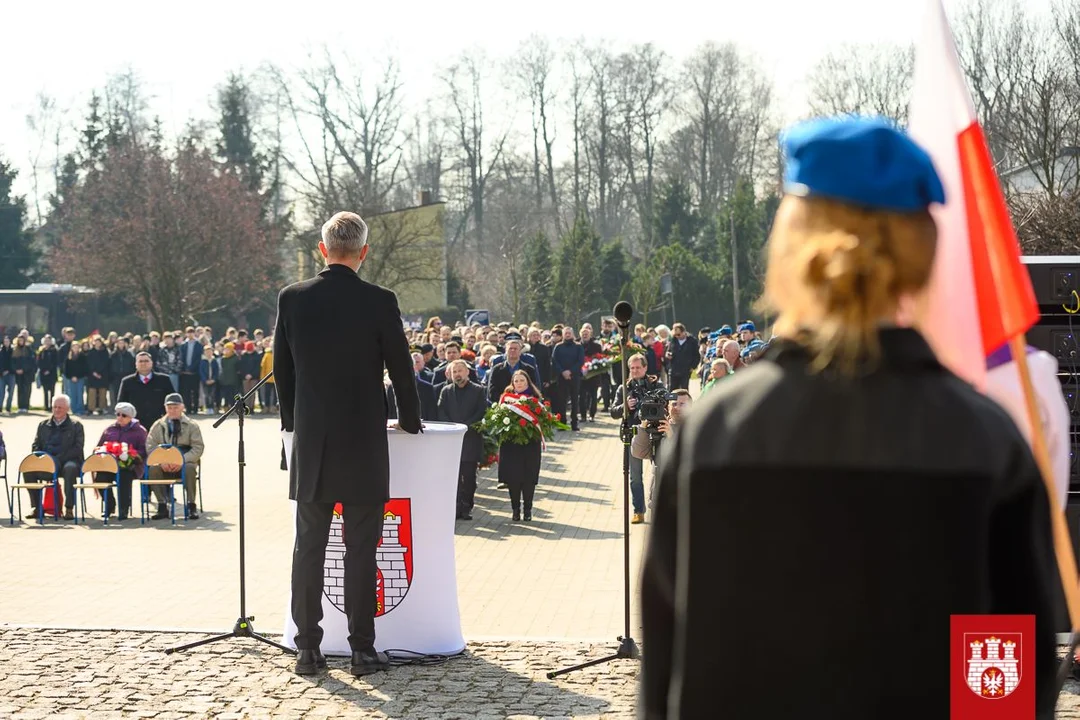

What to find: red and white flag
left=908, top=0, right=1039, bottom=391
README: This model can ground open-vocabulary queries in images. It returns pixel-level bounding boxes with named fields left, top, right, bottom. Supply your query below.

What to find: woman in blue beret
left=641, top=116, right=1062, bottom=719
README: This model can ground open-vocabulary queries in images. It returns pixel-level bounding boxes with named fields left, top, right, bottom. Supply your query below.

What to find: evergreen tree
left=555, top=216, right=602, bottom=325
left=447, top=263, right=471, bottom=313
left=653, top=179, right=704, bottom=251
left=716, top=177, right=773, bottom=319
left=599, top=240, right=631, bottom=311
left=0, top=158, right=35, bottom=287
left=217, top=73, right=265, bottom=193
left=78, top=92, right=107, bottom=171
left=523, top=231, right=554, bottom=323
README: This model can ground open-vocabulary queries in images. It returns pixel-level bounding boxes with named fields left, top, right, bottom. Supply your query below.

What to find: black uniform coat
left=274, top=263, right=420, bottom=506
left=436, top=381, right=488, bottom=464
left=641, top=328, right=1063, bottom=719
left=116, top=372, right=174, bottom=429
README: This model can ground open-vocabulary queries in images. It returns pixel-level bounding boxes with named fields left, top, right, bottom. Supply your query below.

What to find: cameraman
left=631, top=389, right=692, bottom=467
left=610, top=353, right=665, bottom=524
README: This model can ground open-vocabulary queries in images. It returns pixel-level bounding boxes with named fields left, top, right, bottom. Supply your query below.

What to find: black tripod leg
left=547, top=653, right=621, bottom=679
left=250, top=632, right=297, bottom=655
left=165, top=633, right=235, bottom=655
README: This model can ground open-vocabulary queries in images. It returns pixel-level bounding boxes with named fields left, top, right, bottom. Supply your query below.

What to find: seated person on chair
left=96, top=402, right=147, bottom=521
left=26, top=394, right=84, bottom=520
left=145, top=392, right=205, bottom=519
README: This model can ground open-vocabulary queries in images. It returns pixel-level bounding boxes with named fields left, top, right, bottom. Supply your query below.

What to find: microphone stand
left=548, top=318, right=639, bottom=678
left=165, top=371, right=295, bottom=657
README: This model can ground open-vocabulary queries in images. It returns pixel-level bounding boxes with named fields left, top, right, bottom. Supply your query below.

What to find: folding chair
left=73, top=453, right=119, bottom=525
left=1, top=454, right=8, bottom=520
left=10, top=453, right=58, bottom=525
left=194, top=461, right=203, bottom=513
left=141, top=445, right=186, bottom=525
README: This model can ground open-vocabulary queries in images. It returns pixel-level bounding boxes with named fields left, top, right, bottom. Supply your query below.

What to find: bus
left=0, top=284, right=101, bottom=340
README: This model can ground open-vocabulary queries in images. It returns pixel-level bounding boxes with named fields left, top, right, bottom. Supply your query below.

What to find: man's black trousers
left=458, top=461, right=478, bottom=515
left=292, top=502, right=383, bottom=652
left=557, top=375, right=581, bottom=428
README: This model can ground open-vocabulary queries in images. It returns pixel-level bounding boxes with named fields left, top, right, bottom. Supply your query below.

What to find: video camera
left=629, top=383, right=676, bottom=439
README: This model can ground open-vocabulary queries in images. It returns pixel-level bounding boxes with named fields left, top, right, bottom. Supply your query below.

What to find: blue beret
left=737, top=322, right=755, bottom=333
left=719, top=325, right=733, bottom=336
left=780, top=116, right=945, bottom=212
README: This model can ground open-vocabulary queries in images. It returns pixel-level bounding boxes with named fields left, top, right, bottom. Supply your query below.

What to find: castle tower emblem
left=322, top=499, right=414, bottom=616
left=964, top=634, right=1022, bottom=699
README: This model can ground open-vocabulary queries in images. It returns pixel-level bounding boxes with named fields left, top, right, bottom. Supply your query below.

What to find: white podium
left=282, top=421, right=467, bottom=656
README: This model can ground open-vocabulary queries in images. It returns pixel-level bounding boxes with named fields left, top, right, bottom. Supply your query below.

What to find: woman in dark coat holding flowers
left=497, top=370, right=544, bottom=522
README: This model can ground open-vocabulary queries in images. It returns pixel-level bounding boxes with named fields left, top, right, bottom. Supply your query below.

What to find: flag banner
left=282, top=421, right=468, bottom=656
left=950, top=614, right=1035, bottom=719
left=909, top=0, right=1038, bottom=389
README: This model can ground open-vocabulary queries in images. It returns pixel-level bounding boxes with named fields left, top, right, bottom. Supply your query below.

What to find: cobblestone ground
left=0, top=629, right=638, bottom=719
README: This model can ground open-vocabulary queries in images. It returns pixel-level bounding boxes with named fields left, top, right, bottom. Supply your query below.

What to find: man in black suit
left=274, top=211, right=421, bottom=679
left=437, top=360, right=489, bottom=520
left=665, top=322, right=699, bottom=391
left=485, top=336, right=541, bottom=404
left=117, top=352, right=174, bottom=430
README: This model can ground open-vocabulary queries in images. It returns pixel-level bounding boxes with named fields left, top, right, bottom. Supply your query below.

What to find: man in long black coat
left=437, top=360, right=488, bottom=520
left=274, top=211, right=421, bottom=679
left=117, top=352, right=174, bottom=430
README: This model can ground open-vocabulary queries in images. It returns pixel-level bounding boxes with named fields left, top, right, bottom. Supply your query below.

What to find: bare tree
left=24, top=92, right=62, bottom=227
left=614, top=43, right=673, bottom=250
left=565, top=41, right=593, bottom=219
left=361, top=206, right=447, bottom=291
left=510, top=35, right=561, bottom=232
left=674, top=42, right=775, bottom=217
left=955, top=0, right=1028, bottom=167
left=806, top=43, right=914, bottom=124
left=441, top=49, right=510, bottom=258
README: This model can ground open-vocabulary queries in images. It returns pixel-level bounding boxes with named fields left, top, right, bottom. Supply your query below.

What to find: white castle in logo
left=323, top=510, right=410, bottom=614
left=966, top=636, right=1020, bottom=698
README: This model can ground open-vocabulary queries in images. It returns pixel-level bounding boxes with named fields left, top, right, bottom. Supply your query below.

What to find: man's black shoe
left=456, top=512, right=472, bottom=521
left=294, top=649, right=327, bottom=676
left=186, top=503, right=199, bottom=520
left=151, top=504, right=169, bottom=520
left=350, top=648, right=390, bottom=677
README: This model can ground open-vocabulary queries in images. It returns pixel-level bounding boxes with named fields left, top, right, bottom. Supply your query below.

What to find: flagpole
left=1008, top=334, right=1080, bottom=629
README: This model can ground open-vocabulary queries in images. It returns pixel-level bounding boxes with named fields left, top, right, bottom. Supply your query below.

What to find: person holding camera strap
left=610, top=352, right=665, bottom=524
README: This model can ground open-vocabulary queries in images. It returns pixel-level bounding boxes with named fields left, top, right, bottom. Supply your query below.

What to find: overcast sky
left=0, top=0, right=1050, bottom=203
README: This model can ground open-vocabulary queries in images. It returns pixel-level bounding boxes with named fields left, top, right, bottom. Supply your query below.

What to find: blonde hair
left=760, top=196, right=936, bottom=373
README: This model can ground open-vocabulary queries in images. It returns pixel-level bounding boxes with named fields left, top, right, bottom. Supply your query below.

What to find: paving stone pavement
left=0, top=628, right=637, bottom=719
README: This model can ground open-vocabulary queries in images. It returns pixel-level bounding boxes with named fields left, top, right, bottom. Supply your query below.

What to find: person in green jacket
left=218, top=342, right=241, bottom=408
left=700, top=359, right=731, bottom=395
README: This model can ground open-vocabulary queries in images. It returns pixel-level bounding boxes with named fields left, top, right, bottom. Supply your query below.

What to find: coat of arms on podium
left=964, top=634, right=1022, bottom=699
left=323, top=499, right=414, bottom=616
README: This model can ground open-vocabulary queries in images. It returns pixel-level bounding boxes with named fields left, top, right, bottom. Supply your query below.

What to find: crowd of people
left=0, top=325, right=277, bottom=416
left=2, top=312, right=769, bottom=527
left=391, top=313, right=769, bottom=523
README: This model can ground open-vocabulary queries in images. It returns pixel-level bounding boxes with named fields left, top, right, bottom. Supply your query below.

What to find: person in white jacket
left=984, top=343, right=1071, bottom=509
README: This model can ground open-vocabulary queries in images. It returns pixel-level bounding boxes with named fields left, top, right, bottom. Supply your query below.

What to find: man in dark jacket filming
left=610, top=353, right=666, bottom=524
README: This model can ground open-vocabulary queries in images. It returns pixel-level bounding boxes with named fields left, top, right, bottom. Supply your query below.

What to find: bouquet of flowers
left=94, top=441, right=138, bottom=469
left=582, top=355, right=614, bottom=379
left=475, top=393, right=569, bottom=449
